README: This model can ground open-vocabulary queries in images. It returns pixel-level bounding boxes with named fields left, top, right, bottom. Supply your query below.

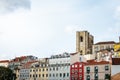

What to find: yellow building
left=114, top=43, right=120, bottom=51
left=29, top=58, right=49, bottom=80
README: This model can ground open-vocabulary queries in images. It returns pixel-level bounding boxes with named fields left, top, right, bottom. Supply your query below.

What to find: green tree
left=0, top=66, right=16, bottom=80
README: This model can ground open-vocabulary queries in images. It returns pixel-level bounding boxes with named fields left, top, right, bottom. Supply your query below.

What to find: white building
left=19, top=69, right=29, bottom=80
left=70, top=52, right=87, bottom=65
left=84, top=54, right=95, bottom=60
left=0, top=60, right=9, bottom=67
left=92, top=41, right=115, bottom=54
left=96, top=50, right=112, bottom=63
left=18, top=61, right=37, bottom=80
left=84, top=61, right=111, bottom=80
left=48, top=52, right=70, bottom=80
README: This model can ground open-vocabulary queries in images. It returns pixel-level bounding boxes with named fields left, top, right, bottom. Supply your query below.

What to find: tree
left=0, top=66, right=16, bottom=80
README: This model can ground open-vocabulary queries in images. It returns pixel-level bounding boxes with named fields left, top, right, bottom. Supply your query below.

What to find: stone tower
left=76, top=31, right=94, bottom=55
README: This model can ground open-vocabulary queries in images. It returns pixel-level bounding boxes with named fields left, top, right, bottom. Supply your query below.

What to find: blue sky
left=0, top=0, right=120, bottom=60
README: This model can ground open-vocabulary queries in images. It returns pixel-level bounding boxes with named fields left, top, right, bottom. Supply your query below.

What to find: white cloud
left=114, top=6, right=120, bottom=20
left=0, top=0, right=31, bottom=14
left=64, top=25, right=87, bottom=35
left=96, top=26, right=120, bottom=42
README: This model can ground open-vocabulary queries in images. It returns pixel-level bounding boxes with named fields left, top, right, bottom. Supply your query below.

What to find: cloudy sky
left=0, top=0, right=120, bottom=60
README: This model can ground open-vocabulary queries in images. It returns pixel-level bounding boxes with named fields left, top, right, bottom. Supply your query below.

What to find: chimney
left=119, top=36, right=120, bottom=43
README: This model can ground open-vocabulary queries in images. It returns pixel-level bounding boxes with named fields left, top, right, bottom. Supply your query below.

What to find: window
left=95, top=73, right=98, bottom=80
left=105, top=66, right=109, bottom=70
left=100, top=46, right=104, bottom=50
left=33, top=70, right=35, bottom=72
left=56, top=67, right=58, bottom=71
left=74, top=69, right=78, bottom=73
left=106, top=46, right=110, bottom=49
left=49, top=74, right=51, bottom=77
left=75, top=64, right=77, bottom=68
left=39, top=69, right=41, bottom=72
left=86, top=75, right=90, bottom=80
left=63, top=73, right=65, bottom=77
left=53, top=74, right=55, bottom=77
left=86, top=67, right=90, bottom=73
left=39, top=74, right=41, bottom=77
left=46, top=74, right=48, bottom=77
left=80, top=50, right=83, bottom=54
left=56, top=73, right=58, bottom=77
left=33, top=74, right=34, bottom=77
left=95, top=46, right=98, bottom=51
left=72, top=69, right=74, bottom=73
left=60, top=73, right=62, bottom=77
left=79, top=69, right=82, bottom=73
left=94, top=66, right=98, bottom=73
left=43, top=68, right=44, bottom=71
left=53, top=67, right=55, bottom=71
left=80, top=36, right=83, bottom=42
left=105, top=74, right=110, bottom=79
left=42, top=74, right=44, bottom=77
left=30, top=70, right=32, bottom=72
left=79, top=75, right=82, bottom=80
left=79, top=64, right=82, bottom=67
left=72, top=65, right=74, bottom=68
left=67, top=73, right=69, bottom=77
left=49, top=68, right=51, bottom=71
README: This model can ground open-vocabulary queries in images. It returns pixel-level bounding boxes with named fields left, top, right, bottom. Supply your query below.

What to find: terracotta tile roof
left=71, top=60, right=110, bottom=66
left=22, top=61, right=38, bottom=69
left=85, top=61, right=110, bottom=65
left=71, top=62, right=87, bottom=65
left=98, top=49, right=110, bottom=54
left=0, top=60, right=9, bottom=63
left=111, top=73, right=120, bottom=80
left=70, top=52, right=78, bottom=55
left=95, top=41, right=116, bottom=45
left=87, top=59, right=95, bottom=63
left=10, top=56, right=27, bottom=62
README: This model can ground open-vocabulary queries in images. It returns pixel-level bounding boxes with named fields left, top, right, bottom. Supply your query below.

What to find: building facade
left=70, top=62, right=86, bottom=80
left=92, top=41, right=115, bottom=54
left=29, top=58, right=49, bottom=80
left=18, top=61, right=37, bottom=80
left=114, top=43, right=120, bottom=52
left=96, top=50, right=112, bottom=63
left=48, top=52, right=70, bottom=80
left=84, top=61, right=111, bottom=80
left=76, top=31, right=94, bottom=55
left=0, top=60, right=9, bottom=67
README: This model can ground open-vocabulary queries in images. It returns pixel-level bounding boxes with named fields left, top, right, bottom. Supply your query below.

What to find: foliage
left=0, top=66, right=16, bottom=80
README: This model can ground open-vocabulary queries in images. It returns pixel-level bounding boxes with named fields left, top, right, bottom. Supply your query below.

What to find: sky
left=0, top=0, right=120, bottom=60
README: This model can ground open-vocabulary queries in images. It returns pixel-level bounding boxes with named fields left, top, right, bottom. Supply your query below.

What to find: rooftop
left=95, top=41, right=116, bottom=45
left=22, top=61, right=38, bottom=69
left=111, top=73, right=120, bottom=80
left=0, top=60, right=9, bottom=63
left=85, top=61, right=110, bottom=65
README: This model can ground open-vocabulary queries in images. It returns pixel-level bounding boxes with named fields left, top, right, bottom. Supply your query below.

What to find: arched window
left=80, top=36, right=83, bottom=42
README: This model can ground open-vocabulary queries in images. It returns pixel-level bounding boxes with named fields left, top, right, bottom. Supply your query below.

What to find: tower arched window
left=80, top=36, right=83, bottom=42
